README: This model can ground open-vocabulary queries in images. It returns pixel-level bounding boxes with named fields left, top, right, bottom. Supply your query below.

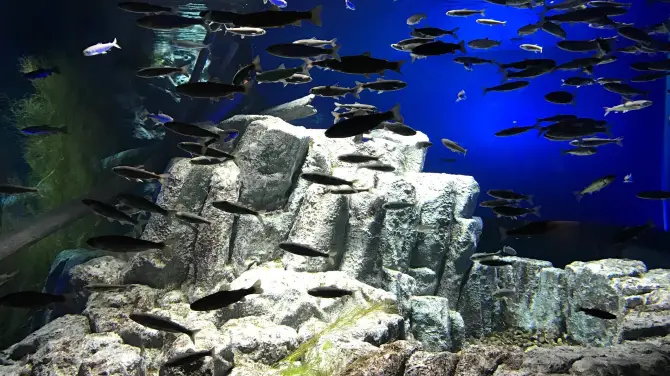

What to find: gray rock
left=621, top=269, right=670, bottom=340
left=341, top=340, right=422, bottom=376
left=365, top=130, right=428, bottom=175
left=527, top=266, right=568, bottom=336
left=378, top=177, right=419, bottom=273
left=234, top=116, right=309, bottom=211
left=409, top=296, right=453, bottom=352
left=453, top=345, right=524, bottom=376
left=566, top=259, right=646, bottom=346
left=448, top=310, right=465, bottom=351
left=436, top=217, right=483, bottom=304
left=408, top=267, right=438, bottom=296
left=381, top=268, right=417, bottom=317
left=219, top=316, right=299, bottom=365
left=69, top=256, right=127, bottom=291
left=404, top=351, right=460, bottom=376
left=260, top=94, right=318, bottom=123
left=452, top=260, right=504, bottom=339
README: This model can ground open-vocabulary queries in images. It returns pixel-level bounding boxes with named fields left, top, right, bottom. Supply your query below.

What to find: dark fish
left=19, top=125, right=68, bottom=135
left=190, top=156, right=228, bottom=165
left=493, top=205, right=541, bottom=219
left=467, top=38, right=501, bottom=49
left=164, top=122, right=219, bottom=139
left=453, top=56, right=496, bottom=71
left=301, top=172, right=357, bottom=188
left=175, top=212, right=212, bottom=225
left=383, top=202, right=415, bottom=210
left=267, top=43, right=340, bottom=60
left=310, top=85, right=359, bottom=99
left=0, top=184, right=38, bottom=195
left=165, top=349, right=215, bottom=368
left=279, top=242, right=329, bottom=258
left=612, top=220, right=654, bottom=245
left=355, top=79, right=407, bottom=93
left=383, top=121, right=417, bottom=136
left=307, top=286, right=353, bottom=298
left=410, top=41, right=466, bottom=61
left=117, top=193, right=170, bottom=216
left=577, top=307, right=617, bottom=320
left=498, top=58, right=556, bottom=70
left=483, top=81, right=530, bottom=94
left=136, top=14, right=203, bottom=30
left=603, top=83, right=646, bottom=96
left=337, top=153, right=379, bottom=163
left=0, top=291, right=66, bottom=308
left=557, top=40, right=600, bottom=52
left=499, top=221, right=580, bottom=239
left=328, top=186, right=373, bottom=195
left=178, top=142, right=234, bottom=159
left=118, top=1, right=171, bottom=13
left=562, top=77, right=595, bottom=87
left=503, top=65, right=553, bottom=81
left=488, top=189, right=533, bottom=203
left=480, top=199, right=514, bottom=208
left=212, top=201, right=261, bottom=217
left=309, top=54, right=405, bottom=77
left=541, top=21, right=566, bottom=39
left=544, top=6, right=627, bottom=24
left=232, top=56, right=262, bottom=85
left=84, top=283, right=133, bottom=292
left=136, top=65, right=188, bottom=78
left=478, top=258, right=514, bottom=267
left=636, top=191, right=670, bottom=200
left=86, top=235, right=169, bottom=252
left=129, top=313, right=200, bottom=343
left=190, top=281, right=263, bottom=311
left=325, top=104, right=402, bottom=138
left=82, top=199, right=138, bottom=225
left=517, top=23, right=541, bottom=36
left=357, top=162, right=395, bottom=172
left=175, top=81, right=251, bottom=100
left=23, top=68, right=59, bottom=80
left=215, top=5, right=322, bottom=28
left=112, top=166, right=169, bottom=183
left=631, top=72, right=669, bottom=83
left=545, top=91, right=575, bottom=104
left=416, top=141, right=433, bottom=148
left=411, top=27, right=459, bottom=39
left=617, top=26, right=653, bottom=45
left=535, top=114, right=577, bottom=124
left=391, top=37, right=435, bottom=51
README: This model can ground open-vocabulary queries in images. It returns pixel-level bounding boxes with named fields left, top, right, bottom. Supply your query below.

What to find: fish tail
left=180, top=63, right=190, bottom=74
left=532, top=205, right=541, bottom=217
left=604, top=107, right=611, bottom=116
left=451, top=27, right=460, bottom=39
left=480, top=9, right=485, bottom=16
left=310, top=5, right=323, bottom=27
left=331, top=44, right=341, bottom=62
left=252, top=55, right=262, bottom=72
left=188, top=328, right=202, bottom=344
left=112, top=38, right=121, bottom=50
left=330, top=38, right=338, bottom=47
left=458, top=40, right=466, bottom=54
left=501, top=70, right=508, bottom=82
left=573, top=191, right=583, bottom=202
left=390, top=103, right=403, bottom=123
left=526, top=195, right=534, bottom=205
left=251, top=279, right=264, bottom=295
left=394, top=60, right=406, bottom=73
left=616, top=137, right=624, bottom=147
left=331, top=111, right=340, bottom=122
left=158, top=173, right=171, bottom=185
left=482, top=87, right=488, bottom=96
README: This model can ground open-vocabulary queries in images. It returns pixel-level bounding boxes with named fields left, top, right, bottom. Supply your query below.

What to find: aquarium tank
left=0, top=0, right=669, bottom=374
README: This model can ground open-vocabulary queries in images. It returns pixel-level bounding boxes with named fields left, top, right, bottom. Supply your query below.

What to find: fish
left=325, top=104, right=402, bottom=138
left=502, top=65, right=554, bottom=81
left=617, top=26, right=653, bottom=45
left=136, top=65, right=189, bottom=78
left=112, top=166, right=170, bottom=183
left=541, top=21, right=566, bottom=39
left=178, top=142, right=234, bottom=159
left=82, top=199, right=138, bottom=226
left=480, top=199, right=515, bottom=208
left=308, top=286, right=353, bottom=298
left=328, top=186, right=374, bottom=195
left=211, top=5, right=322, bottom=28
left=410, top=41, right=466, bottom=62
left=483, top=81, right=530, bottom=94
left=612, top=220, right=654, bottom=245
left=301, top=172, right=358, bottom=189
left=604, top=100, right=652, bottom=116
left=595, top=77, right=623, bottom=85
left=441, top=138, right=467, bottom=155
left=467, top=38, right=501, bottom=50
left=415, top=224, right=439, bottom=234
left=136, top=14, right=204, bottom=30
left=493, top=205, right=541, bottom=219
left=410, top=27, right=459, bottom=39
left=211, top=201, right=263, bottom=223
left=562, top=147, right=597, bottom=156
left=453, top=57, right=496, bottom=71
left=569, top=137, right=623, bottom=148
left=84, top=283, right=133, bottom=292
left=407, top=14, right=427, bottom=25
left=499, top=221, right=580, bottom=240
left=636, top=191, right=670, bottom=200
left=189, top=156, right=228, bottom=165
left=494, top=125, right=537, bottom=137
left=308, top=53, right=405, bottom=77
left=332, top=109, right=373, bottom=123
left=602, top=83, right=646, bottom=97
left=416, top=141, right=433, bottom=149
left=574, top=175, right=616, bottom=201
left=355, top=79, right=407, bottom=93
left=357, top=162, right=395, bottom=172
left=0, top=184, right=38, bottom=194
left=520, top=44, right=543, bottom=53
left=561, top=77, right=595, bottom=87
left=279, top=242, right=330, bottom=258
left=256, top=63, right=309, bottom=85
left=284, top=73, right=312, bottom=85
left=19, top=125, right=68, bottom=136
left=175, top=212, right=212, bottom=225
left=0, top=291, right=67, bottom=308
left=624, top=174, right=633, bottom=183
left=487, top=189, right=533, bottom=203
left=631, top=72, right=669, bottom=83
left=175, top=80, right=251, bottom=100
left=383, top=122, right=417, bottom=136
left=447, top=9, right=485, bottom=17
left=129, top=313, right=200, bottom=343
left=544, top=6, right=626, bottom=24
left=535, top=114, right=577, bottom=124
left=171, top=39, right=210, bottom=50
left=476, top=19, right=507, bottom=26
left=310, top=85, right=360, bottom=99
left=145, top=112, right=174, bottom=124
left=577, top=307, right=617, bottom=320
left=545, top=91, right=575, bottom=104
left=23, top=68, right=59, bottom=80
left=493, top=288, right=516, bottom=299
left=263, top=0, right=288, bottom=8
left=391, top=37, right=435, bottom=52
left=165, top=349, right=215, bottom=368
left=232, top=56, right=262, bottom=86
left=383, top=202, right=415, bottom=210
left=223, top=25, right=267, bottom=38
left=117, top=2, right=172, bottom=14
left=478, top=258, right=514, bottom=267
left=334, top=102, right=377, bottom=112
left=293, top=37, right=338, bottom=48
left=498, top=59, right=555, bottom=70
left=338, top=153, right=379, bottom=164
left=190, top=280, right=263, bottom=311
left=268, top=43, right=340, bottom=60
left=83, top=38, right=121, bottom=56
left=517, top=23, right=541, bottom=36
left=86, top=235, right=171, bottom=252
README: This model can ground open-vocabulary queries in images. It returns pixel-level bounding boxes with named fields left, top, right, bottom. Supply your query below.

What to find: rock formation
left=1, top=115, right=669, bottom=375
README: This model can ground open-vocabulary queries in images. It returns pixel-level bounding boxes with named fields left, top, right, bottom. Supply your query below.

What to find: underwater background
left=0, top=0, right=668, bottom=358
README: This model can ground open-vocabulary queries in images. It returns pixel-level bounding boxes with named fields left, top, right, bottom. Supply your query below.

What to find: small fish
left=0, top=271, right=18, bottom=288
left=570, top=137, right=623, bottom=148
left=145, top=112, right=174, bottom=124
left=441, top=138, right=467, bottom=155
left=189, top=156, right=228, bottom=165
left=483, top=81, right=530, bottom=94
left=467, top=38, right=501, bottom=50
left=545, top=91, right=575, bottom=105
left=0, top=184, right=38, bottom=195
left=391, top=37, right=435, bottom=52
left=178, top=142, right=234, bottom=159
left=325, top=104, right=403, bottom=138
left=357, top=162, right=395, bottom=172
left=232, top=56, right=262, bottom=86
left=612, top=220, right=654, bottom=245
left=345, top=0, right=355, bottom=11
left=383, top=121, right=417, bottom=136
left=82, top=199, right=138, bottom=226
left=190, top=280, right=263, bottom=311
left=19, top=125, right=68, bottom=136
left=83, top=38, right=121, bottom=56
left=267, top=43, right=340, bottom=60
left=118, top=2, right=172, bottom=14
left=175, top=211, right=212, bottom=225
left=23, top=68, right=59, bottom=80
left=337, top=153, right=379, bottom=163
left=117, top=194, right=171, bottom=216
left=224, top=25, right=267, bottom=38
left=84, top=283, right=133, bottom=292
left=520, top=44, right=543, bottom=53
left=86, top=235, right=170, bottom=252
left=407, top=13, right=427, bottom=25
left=480, top=199, right=514, bottom=208
left=456, top=90, right=466, bottom=102
left=624, top=174, right=633, bottom=183
left=263, top=0, right=288, bottom=8
left=164, top=121, right=220, bottom=139
left=328, top=186, right=374, bottom=195
left=574, top=175, right=615, bottom=201
left=415, top=224, right=438, bottom=234
left=165, top=349, right=215, bottom=368
left=410, top=41, right=466, bottom=62
left=577, top=307, right=617, bottom=320
left=488, top=189, right=533, bottom=203
left=476, top=18, right=506, bottom=26
left=129, top=313, right=200, bottom=343
left=0, top=291, right=66, bottom=308
left=279, top=242, right=329, bottom=258
left=175, top=80, right=251, bottom=100
left=604, top=100, right=652, bottom=116
left=493, top=205, right=541, bottom=219
left=447, top=9, right=485, bottom=17
left=301, top=172, right=358, bottom=189
left=495, top=125, right=537, bottom=137
left=136, top=65, right=189, bottom=78
left=293, top=37, right=338, bottom=47
left=492, top=288, right=516, bottom=299
left=310, top=85, right=360, bottom=99
left=499, top=221, right=580, bottom=240
left=415, top=141, right=433, bottom=148
left=478, top=258, right=514, bottom=267
left=285, top=73, right=312, bottom=85
left=603, top=83, right=647, bottom=97
left=636, top=191, right=670, bottom=200
left=383, top=202, right=415, bottom=210
left=212, top=201, right=264, bottom=224
left=562, top=77, right=595, bottom=88
left=563, top=147, right=597, bottom=156
left=411, top=27, right=459, bottom=39
left=355, top=79, right=407, bottom=94
left=112, top=166, right=170, bottom=183
left=308, top=286, right=353, bottom=298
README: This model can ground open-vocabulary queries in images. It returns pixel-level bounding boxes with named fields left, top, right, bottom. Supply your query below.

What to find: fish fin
left=331, top=44, right=341, bottom=62
left=252, top=55, right=262, bottom=72
left=394, top=60, right=406, bottom=74
left=390, top=104, right=403, bottom=123
left=112, top=38, right=121, bottom=49
left=251, top=279, right=264, bottom=295
left=458, top=40, right=466, bottom=54
left=502, top=70, right=508, bottom=82
left=616, top=137, right=623, bottom=147
left=300, top=60, right=310, bottom=74
left=310, top=5, right=323, bottom=27
left=451, top=27, right=460, bottom=39
left=330, top=38, right=337, bottom=47
left=533, top=205, right=541, bottom=217
left=188, top=328, right=201, bottom=344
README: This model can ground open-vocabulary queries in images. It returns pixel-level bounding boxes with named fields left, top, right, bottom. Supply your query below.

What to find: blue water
left=250, top=0, right=670, bottom=228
